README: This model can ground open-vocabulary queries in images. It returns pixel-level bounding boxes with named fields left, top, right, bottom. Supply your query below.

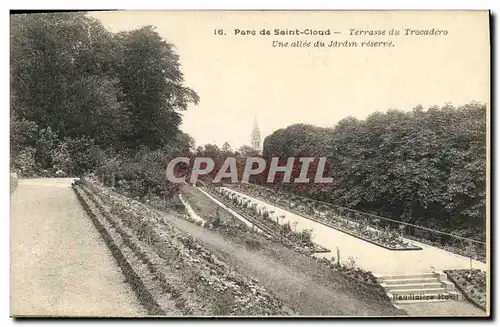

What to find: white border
left=2, top=1, right=497, bottom=326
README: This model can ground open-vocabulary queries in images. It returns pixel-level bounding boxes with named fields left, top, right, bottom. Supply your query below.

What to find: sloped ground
left=158, top=213, right=405, bottom=316
left=10, top=178, right=145, bottom=317
left=85, top=181, right=403, bottom=316
left=11, top=178, right=404, bottom=316
left=83, top=181, right=292, bottom=316
left=214, top=187, right=488, bottom=317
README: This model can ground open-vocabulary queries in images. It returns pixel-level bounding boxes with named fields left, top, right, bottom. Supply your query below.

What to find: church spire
left=251, top=116, right=261, bottom=153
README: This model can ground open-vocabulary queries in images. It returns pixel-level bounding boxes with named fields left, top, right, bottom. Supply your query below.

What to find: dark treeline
left=10, top=12, right=199, bottom=197
left=260, top=104, right=487, bottom=240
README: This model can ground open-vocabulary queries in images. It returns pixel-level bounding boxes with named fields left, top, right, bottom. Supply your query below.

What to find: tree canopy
left=10, top=12, right=198, bottom=192
left=261, top=103, right=487, bottom=239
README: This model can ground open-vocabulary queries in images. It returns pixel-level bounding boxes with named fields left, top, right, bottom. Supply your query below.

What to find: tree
left=113, top=26, right=199, bottom=150
left=237, top=145, right=260, bottom=157
left=221, top=142, right=233, bottom=155
left=10, top=12, right=200, bottom=183
left=11, top=13, right=130, bottom=149
left=174, top=132, right=195, bottom=155
left=262, top=103, right=487, bottom=239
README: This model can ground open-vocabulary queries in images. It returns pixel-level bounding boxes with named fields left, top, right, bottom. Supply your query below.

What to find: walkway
left=397, top=301, right=486, bottom=317
left=222, top=187, right=487, bottom=275
left=11, top=178, right=145, bottom=317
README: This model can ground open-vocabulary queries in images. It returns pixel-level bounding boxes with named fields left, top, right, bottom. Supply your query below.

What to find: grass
left=182, top=185, right=390, bottom=301
left=180, top=185, right=244, bottom=228
left=209, top=222, right=391, bottom=304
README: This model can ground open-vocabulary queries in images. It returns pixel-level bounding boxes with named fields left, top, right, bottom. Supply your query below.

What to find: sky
left=91, top=10, right=489, bottom=150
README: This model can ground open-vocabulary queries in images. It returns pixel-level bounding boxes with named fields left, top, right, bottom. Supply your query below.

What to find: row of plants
left=224, top=184, right=419, bottom=250
left=204, top=186, right=330, bottom=255
left=402, top=234, right=486, bottom=263
left=207, top=188, right=322, bottom=254
left=200, top=186, right=385, bottom=292
left=98, top=179, right=395, bottom=301
left=444, top=269, right=487, bottom=311
left=225, top=183, right=486, bottom=260
left=81, top=179, right=294, bottom=316
left=180, top=186, right=248, bottom=229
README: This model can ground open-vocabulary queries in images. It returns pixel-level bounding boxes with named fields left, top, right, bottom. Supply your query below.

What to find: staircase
left=376, top=272, right=462, bottom=304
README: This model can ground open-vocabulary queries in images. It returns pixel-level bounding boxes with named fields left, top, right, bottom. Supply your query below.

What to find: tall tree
left=10, top=12, right=130, bottom=151
left=113, top=26, right=199, bottom=150
left=10, top=13, right=200, bottom=180
left=222, top=142, right=232, bottom=155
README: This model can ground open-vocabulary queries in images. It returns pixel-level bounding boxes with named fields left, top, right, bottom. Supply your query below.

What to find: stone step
left=390, top=287, right=448, bottom=296
left=377, top=271, right=462, bottom=304
left=382, top=277, right=440, bottom=285
left=376, top=272, right=437, bottom=281
left=382, top=282, right=443, bottom=290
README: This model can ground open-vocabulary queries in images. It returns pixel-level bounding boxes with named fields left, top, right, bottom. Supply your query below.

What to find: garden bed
left=198, top=186, right=331, bottom=255
left=444, top=269, right=487, bottom=311
left=223, top=186, right=421, bottom=251
left=79, top=179, right=294, bottom=316
left=226, top=183, right=485, bottom=260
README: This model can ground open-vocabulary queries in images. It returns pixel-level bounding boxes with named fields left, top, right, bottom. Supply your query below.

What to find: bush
left=11, top=147, right=37, bottom=177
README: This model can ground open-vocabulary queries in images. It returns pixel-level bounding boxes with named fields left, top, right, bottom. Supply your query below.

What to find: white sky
left=90, top=10, right=490, bottom=150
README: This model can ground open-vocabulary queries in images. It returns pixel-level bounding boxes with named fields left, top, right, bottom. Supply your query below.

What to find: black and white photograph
left=9, top=10, right=490, bottom=318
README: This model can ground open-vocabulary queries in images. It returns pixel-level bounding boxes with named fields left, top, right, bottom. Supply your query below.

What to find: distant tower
left=250, top=116, right=261, bottom=153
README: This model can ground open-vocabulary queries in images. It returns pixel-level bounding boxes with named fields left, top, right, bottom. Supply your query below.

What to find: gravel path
left=222, top=188, right=487, bottom=274
left=397, top=301, right=487, bottom=317
left=11, top=178, right=146, bottom=317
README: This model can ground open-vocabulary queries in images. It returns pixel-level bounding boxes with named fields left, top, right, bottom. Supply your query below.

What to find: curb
left=73, top=185, right=164, bottom=315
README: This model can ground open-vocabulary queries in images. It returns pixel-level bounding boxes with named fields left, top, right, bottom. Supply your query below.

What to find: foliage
left=12, top=147, right=37, bottom=177
left=113, top=26, right=199, bottom=150
left=261, top=104, right=487, bottom=239
left=10, top=12, right=198, bottom=193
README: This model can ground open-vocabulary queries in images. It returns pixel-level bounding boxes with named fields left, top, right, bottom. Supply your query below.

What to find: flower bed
left=204, top=186, right=330, bottom=255
left=203, top=186, right=387, bottom=298
left=223, top=185, right=421, bottom=251
left=10, top=173, right=18, bottom=193
left=404, top=235, right=486, bottom=263
left=227, top=183, right=487, bottom=261
left=314, top=256, right=386, bottom=295
left=444, top=269, right=487, bottom=311
left=80, top=179, right=294, bottom=316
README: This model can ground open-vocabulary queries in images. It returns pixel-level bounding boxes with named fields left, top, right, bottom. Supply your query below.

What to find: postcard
left=10, top=10, right=490, bottom=318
